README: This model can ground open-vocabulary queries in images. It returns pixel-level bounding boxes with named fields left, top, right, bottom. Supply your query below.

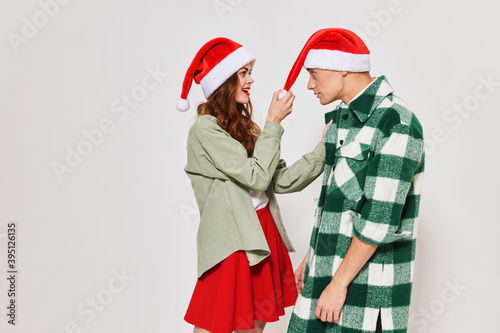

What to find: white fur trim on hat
left=200, top=47, right=255, bottom=98
left=304, top=49, right=370, bottom=72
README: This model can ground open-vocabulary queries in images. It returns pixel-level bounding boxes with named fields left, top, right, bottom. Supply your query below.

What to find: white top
left=249, top=190, right=269, bottom=210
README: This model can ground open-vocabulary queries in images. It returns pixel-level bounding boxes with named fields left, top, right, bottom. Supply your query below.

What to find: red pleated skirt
left=184, top=205, right=298, bottom=333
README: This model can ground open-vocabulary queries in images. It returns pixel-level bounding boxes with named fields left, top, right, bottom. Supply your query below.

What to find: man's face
left=307, top=69, right=345, bottom=105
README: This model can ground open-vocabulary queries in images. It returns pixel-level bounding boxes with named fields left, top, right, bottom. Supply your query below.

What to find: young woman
left=176, top=37, right=327, bottom=333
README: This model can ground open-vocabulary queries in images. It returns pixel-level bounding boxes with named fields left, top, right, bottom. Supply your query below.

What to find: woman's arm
left=273, top=120, right=332, bottom=193
left=295, top=251, right=309, bottom=293
left=195, top=119, right=283, bottom=191
left=192, top=90, right=295, bottom=191
left=272, top=142, right=325, bottom=193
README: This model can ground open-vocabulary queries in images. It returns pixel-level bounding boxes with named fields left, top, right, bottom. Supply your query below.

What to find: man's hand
left=314, top=235, right=377, bottom=323
left=315, top=280, right=347, bottom=322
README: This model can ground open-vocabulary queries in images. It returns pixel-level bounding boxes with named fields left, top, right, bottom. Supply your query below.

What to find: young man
left=279, top=28, right=425, bottom=333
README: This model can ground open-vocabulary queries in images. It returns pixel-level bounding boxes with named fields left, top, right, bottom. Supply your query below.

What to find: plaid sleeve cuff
left=351, top=211, right=412, bottom=246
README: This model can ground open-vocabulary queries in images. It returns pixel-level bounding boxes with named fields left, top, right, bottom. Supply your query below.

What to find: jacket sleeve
left=352, top=116, right=425, bottom=246
left=195, top=118, right=284, bottom=192
left=272, top=141, right=326, bottom=194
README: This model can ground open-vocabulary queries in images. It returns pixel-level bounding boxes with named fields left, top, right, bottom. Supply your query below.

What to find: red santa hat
left=176, top=37, right=256, bottom=111
left=278, top=28, right=370, bottom=100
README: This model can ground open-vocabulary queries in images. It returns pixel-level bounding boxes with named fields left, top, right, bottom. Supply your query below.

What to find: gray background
left=1, top=0, right=499, bottom=332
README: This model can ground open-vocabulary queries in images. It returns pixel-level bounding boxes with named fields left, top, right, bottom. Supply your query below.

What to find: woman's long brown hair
left=197, top=72, right=261, bottom=156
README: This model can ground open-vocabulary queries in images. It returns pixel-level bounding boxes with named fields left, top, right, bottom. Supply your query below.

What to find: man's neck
left=341, top=73, right=374, bottom=104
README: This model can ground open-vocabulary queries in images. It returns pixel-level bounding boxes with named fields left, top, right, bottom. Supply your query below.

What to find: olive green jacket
left=185, top=115, right=325, bottom=278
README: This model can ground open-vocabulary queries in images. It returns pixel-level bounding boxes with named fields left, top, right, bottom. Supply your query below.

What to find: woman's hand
left=295, top=252, right=308, bottom=293
left=267, top=90, right=295, bottom=124
left=322, top=120, right=333, bottom=145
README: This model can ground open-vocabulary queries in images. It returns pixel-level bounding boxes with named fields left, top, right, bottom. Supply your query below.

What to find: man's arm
left=314, top=112, right=424, bottom=323
left=315, top=235, right=377, bottom=322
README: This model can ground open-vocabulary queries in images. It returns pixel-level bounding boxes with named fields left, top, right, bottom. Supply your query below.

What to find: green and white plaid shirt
left=288, top=76, right=425, bottom=333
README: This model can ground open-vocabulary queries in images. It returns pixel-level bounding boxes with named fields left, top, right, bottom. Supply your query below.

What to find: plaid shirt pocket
left=328, top=142, right=372, bottom=203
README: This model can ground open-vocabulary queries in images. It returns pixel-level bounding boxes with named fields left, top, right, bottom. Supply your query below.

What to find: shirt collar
left=342, top=75, right=394, bottom=123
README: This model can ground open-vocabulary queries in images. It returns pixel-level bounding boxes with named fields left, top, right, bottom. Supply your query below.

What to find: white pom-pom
left=176, top=98, right=190, bottom=111
left=277, top=89, right=287, bottom=101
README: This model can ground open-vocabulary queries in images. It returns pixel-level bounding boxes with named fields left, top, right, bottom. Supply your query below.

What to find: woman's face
left=234, top=62, right=254, bottom=104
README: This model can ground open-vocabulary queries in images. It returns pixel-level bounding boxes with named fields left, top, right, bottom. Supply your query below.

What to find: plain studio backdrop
left=1, top=0, right=499, bottom=332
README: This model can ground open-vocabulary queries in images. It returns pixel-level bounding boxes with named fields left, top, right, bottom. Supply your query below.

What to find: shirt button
left=342, top=114, right=348, bottom=120
left=339, top=140, right=344, bottom=145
